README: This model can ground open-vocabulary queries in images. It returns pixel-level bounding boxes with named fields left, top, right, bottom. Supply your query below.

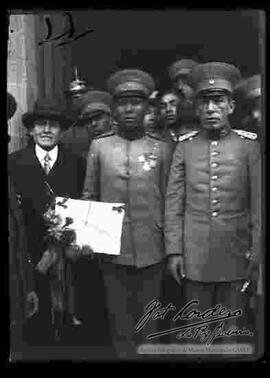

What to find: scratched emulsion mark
left=38, top=12, right=94, bottom=47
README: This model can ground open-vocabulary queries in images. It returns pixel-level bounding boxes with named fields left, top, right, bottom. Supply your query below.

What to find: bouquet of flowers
left=36, top=206, right=80, bottom=275
left=35, top=192, right=92, bottom=337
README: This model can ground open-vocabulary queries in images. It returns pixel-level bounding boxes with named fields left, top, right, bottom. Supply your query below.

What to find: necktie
left=43, top=153, right=51, bottom=175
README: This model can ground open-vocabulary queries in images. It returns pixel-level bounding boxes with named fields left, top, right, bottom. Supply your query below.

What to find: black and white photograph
left=7, top=8, right=265, bottom=363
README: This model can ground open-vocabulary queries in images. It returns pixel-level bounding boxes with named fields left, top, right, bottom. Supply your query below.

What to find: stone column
left=7, top=12, right=73, bottom=153
left=7, top=13, right=39, bottom=153
left=34, top=12, right=74, bottom=102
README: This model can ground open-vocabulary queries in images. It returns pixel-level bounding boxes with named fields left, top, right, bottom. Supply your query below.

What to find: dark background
left=69, top=9, right=264, bottom=92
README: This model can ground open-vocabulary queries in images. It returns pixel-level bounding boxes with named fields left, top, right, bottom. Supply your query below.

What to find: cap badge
left=209, top=79, right=215, bottom=85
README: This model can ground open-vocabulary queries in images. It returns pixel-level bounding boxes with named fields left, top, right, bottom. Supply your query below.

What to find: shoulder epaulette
left=94, top=131, right=115, bottom=139
left=146, top=132, right=164, bottom=141
left=178, top=130, right=199, bottom=142
left=233, top=129, right=257, bottom=140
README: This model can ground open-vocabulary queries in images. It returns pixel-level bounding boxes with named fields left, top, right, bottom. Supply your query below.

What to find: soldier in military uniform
left=143, top=90, right=160, bottom=136
left=165, top=62, right=261, bottom=356
left=82, top=69, right=172, bottom=359
left=235, top=74, right=263, bottom=354
left=168, top=59, right=198, bottom=102
left=235, top=74, right=262, bottom=136
left=168, top=58, right=200, bottom=132
left=62, top=90, right=113, bottom=160
left=159, top=90, right=191, bottom=143
left=158, top=89, right=193, bottom=340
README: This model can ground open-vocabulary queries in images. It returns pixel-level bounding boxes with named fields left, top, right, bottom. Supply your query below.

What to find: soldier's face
left=175, top=75, right=194, bottom=101
left=30, top=118, right=63, bottom=150
left=159, top=93, right=180, bottom=127
left=114, top=95, right=148, bottom=131
left=143, top=105, right=159, bottom=132
left=83, top=112, right=111, bottom=138
left=195, top=92, right=235, bottom=130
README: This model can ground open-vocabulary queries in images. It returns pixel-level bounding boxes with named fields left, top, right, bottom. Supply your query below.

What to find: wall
left=7, top=13, right=38, bottom=153
left=69, top=9, right=264, bottom=91
left=7, top=11, right=73, bottom=153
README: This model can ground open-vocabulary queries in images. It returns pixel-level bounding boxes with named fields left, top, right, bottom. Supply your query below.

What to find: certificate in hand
left=54, top=197, right=125, bottom=255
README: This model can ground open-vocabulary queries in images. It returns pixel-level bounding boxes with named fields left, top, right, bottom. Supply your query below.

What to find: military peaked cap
left=107, top=69, right=155, bottom=98
left=190, top=62, right=241, bottom=95
left=78, top=90, right=113, bottom=119
left=168, top=59, right=198, bottom=81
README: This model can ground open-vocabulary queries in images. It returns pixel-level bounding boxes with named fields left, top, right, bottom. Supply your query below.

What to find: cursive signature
left=38, top=12, right=94, bottom=47
left=174, top=321, right=253, bottom=346
left=135, top=299, right=176, bottom=332
left=134, top=299, right=253, bottom=345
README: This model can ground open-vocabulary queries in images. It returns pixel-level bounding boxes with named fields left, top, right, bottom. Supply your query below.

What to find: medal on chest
left=138, top=141, right=159, bottom=171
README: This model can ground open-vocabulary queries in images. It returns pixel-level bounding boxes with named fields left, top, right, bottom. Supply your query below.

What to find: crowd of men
left=8, top=58, right=262, bottom=361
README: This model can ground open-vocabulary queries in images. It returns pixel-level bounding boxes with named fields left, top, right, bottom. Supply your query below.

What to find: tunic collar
left=200, top=124, right=232, bottom=140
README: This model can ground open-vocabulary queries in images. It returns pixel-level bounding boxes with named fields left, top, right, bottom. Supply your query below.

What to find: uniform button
left=212, top=211, right=218, bottom=217
left=211, top=199, right=218, bottom=204
left=189, top=137, right=193, bottom=141
left=211, top=162, right=219, bottom=168
left=211, top=151, right=219, bottom=156
left=211, top=187, right=218, bottom=192
left=211, top=141, right=218, bottom=146
left=211, top=175, right=218, bottom=180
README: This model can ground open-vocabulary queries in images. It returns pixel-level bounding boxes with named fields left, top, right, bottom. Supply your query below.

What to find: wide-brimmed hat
left=22, top=98, right=72, bottom=130
left=7, top=92, right=17, bottom=120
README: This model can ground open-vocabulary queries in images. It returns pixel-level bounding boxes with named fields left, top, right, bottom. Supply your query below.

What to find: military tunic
left=165, top=128, right=261, bottom=282
left=82, top=132, right=172, bottom=267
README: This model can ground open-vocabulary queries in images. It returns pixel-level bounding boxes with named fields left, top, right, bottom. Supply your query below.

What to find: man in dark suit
left=8, top=98, right=85, bottom=346
left=8, top=92, right=39, bottom=358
